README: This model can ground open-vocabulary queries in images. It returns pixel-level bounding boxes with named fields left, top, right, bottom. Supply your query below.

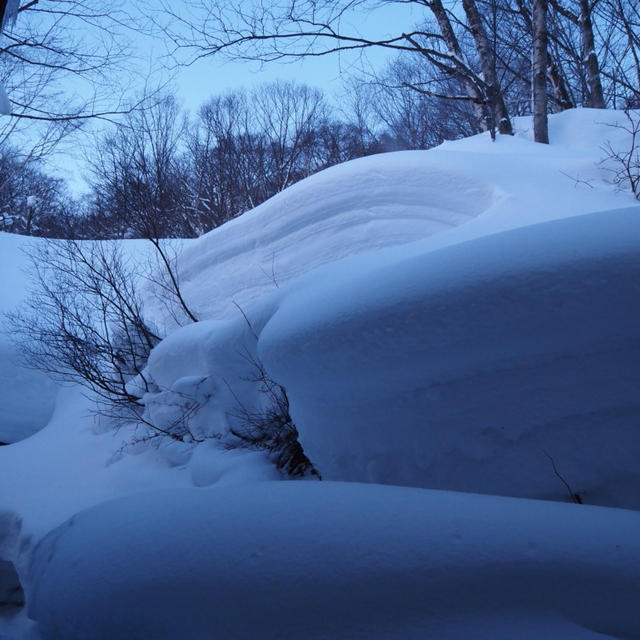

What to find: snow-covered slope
left=28, top=483, right=640, bottom=640
left=259, top=207, right=640, bottom=506
left=0, top=234, right=58, bottom=443
left=1, top=109, right=640, bottom=639
left=164, top=108, right=636, bottom=324
left=142, top=109, right=640, bottom=506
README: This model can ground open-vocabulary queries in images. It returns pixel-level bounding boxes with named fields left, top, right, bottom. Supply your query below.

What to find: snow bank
left=167, top=153, right=496, bottom=324
left=140, top=110, right=640, bottom=507
left=167, top=109, right=637, bottom=325
left=28, top=482, right=640, bottom=640
left=0, top=342, right=57, bottom=444
left=0, top=233, right=58, bottom=443
left=0, top=384, right=280, bottom=550
left=259, top=207, right=640, bottom=507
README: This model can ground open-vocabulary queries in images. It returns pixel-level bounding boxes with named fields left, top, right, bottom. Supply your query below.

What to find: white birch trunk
left=461, top=0, right=513, bottom=135
left=427, top=0, right=488, bottom=131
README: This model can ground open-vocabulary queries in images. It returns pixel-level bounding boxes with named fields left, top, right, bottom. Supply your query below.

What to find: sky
left=2, top=1, right=423, bottom=195
left=158, top=1, right=422, bottom=111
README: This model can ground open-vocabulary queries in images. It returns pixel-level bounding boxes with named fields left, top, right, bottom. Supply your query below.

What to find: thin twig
left=543, top=450, right=582, bottom=504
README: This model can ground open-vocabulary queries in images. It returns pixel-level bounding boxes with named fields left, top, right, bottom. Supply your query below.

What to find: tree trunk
left=516, top=0, right=573, bottom=112
left=578, top=0, right=605, bottom=107
left=461, top=0, right=513, bottom=135
left=533, top=0, right=549, bottom=143
left=547, top=57, right=574, bottom=111
left=427, top=0, right=488, bottom=131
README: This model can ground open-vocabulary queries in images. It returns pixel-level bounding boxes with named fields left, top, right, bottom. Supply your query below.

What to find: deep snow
left=28, top=483, right=640, bottom=640
left=259, top=207, right=640, bottom=506
left=160, top=109, right=637, bottom=324
left=0, top=234, right=58, bottom=443
left=1, top=108, right=639, bottom=639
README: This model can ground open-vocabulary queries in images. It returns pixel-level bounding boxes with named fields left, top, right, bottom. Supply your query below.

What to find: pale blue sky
left=167, top=1, right=422, bottom=110
left=24, top=1, right=424, bottom=192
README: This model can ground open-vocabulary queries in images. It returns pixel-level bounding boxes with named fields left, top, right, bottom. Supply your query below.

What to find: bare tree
left=595, top=0, right=640, bottom=107
left=8, top=239, right=159, bottom=410
left=229, top=351, right=321, bottom=479
left=155, top=0, right=515, bottom=137
left=186, top=91, right=251, bottom=231
left=0, top=0, right=160, bottom=161
left=367, top=55, right=482, bottom=148
left=186, top=81, right=352, bottom=233
left=546, top=0, right=606, bottom=107
left=532, top=0, right=549, bottom=142
left=87, top=95, right=194, bottom=240
left=6, top=236, right=200, bottom=439
left=0, top=145, right=77, bottom=236
left=461, top=0, right=514, bottom=134
left=252, top=81, right=329, bottom=192
left=602, top=110, right=640, bottom=198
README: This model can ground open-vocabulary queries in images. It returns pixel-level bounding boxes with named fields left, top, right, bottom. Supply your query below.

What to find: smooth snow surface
left=29, top=482, right=640, bottom=640
left=1, top=109, right=640, bottom=639
left=259, top=207, right=640, bottom=506
left=0, top=342, right=57, bottom=444
left=0, top=234, right=58, bottom=443
left=169, top=155, right=494, bottom=324
left=162, top=109, right=636, bottom=325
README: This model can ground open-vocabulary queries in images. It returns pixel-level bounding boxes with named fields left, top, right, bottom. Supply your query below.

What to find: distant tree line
left=0, top=78, right=478, bottom=240
left=0, top=149, right=74, bottom=237
left=2, top=0, right=640, bottom=238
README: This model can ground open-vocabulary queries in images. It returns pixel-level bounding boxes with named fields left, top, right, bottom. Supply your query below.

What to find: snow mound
left=140, top=111, right=640, bottom=507
left=259, top=207, right=640, bottom=507
left=169, top=109, right=637, bottom=325
left=172, top=154, right=496, bottom=323
left=0, top=342, right=57, bottom=444
left=523, top=107, right=635, bottom=154
left=28, top=482, right=640, bottom=640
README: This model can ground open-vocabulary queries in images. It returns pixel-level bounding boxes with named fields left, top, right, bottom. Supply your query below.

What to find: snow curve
left=259, top=207, right=640, bottom=507
left=171, top=153, right=497, bottom=323
left=27, top=482, right=640, bottom=640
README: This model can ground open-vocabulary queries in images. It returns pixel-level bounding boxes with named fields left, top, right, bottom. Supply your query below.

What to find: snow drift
left=0, top=233, right=58, bottom=443
left=28, top=482, right=640, bottom=640
left=258, top=207, right=640, bottom=507
left=165, top=109, right=637, bottom=324
left=1, top=108, right=640, bottom=639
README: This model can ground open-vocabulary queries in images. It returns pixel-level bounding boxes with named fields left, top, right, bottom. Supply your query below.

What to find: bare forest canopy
left=0, top=0, right=638, bottom=239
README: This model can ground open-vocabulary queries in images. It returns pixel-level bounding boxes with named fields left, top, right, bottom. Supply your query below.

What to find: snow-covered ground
left=28, top=483, right=640, bottom=640
left=1, top=109, right=639, bottom=639
left=0, top=234, right=58, bottom=444
left=162, top=108, right=636, bottom=324
left=259, top=207, right=640, bottom=505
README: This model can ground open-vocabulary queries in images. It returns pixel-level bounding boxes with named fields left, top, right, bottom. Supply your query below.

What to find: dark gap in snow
left=0, top=561, right=24, bottom=611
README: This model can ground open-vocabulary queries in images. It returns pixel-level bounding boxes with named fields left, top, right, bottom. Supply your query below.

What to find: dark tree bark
left=547, top=56, right=575, bottom=111
left=0, top=0, right=8, bottom=26
left=578, top=0, right=605, bottom=107
left=461, top=0, right=513, bottom=135
left=549, top=0, right=605, bottom=107
left=533, top=0, right=550, bottom=142
left=426, top=0, right=487, bottom=129
left=513, top=0, right=573, bottom=111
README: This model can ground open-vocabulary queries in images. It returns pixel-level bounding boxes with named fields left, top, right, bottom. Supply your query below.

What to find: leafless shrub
left=228, top=353, right=320, bottom=479
left=601, top=110, right=640, bottom=198
left=5, top=236, right=198, bottom=441
left=543, top=450, right=583, bottom=504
